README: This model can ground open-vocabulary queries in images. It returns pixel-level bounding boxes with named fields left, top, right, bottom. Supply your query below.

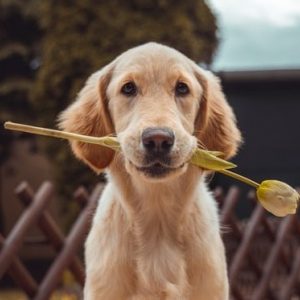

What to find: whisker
left=196, top=138, right=208, bottom=150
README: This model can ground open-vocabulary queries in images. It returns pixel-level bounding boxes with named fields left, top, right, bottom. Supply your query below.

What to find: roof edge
left=215, top=69, right=300, bottom=83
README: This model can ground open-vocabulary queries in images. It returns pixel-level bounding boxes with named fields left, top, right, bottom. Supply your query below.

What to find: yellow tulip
left=220, top=170, right=300, bottom=217
left=256, top=180, right=299, bottom=217
left=4, top=121, right=300, bottom=217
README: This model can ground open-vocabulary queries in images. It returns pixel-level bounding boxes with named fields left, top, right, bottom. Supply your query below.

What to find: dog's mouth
left=131, top=161, right=185, bottom=178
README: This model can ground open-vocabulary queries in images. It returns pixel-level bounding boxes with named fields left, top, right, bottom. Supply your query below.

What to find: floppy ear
left=58, top=64, right=115, bottom=173
left=194, top=69, right=242, bottom=159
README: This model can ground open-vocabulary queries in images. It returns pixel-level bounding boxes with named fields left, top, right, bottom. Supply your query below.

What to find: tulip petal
left=256, top=180, right=300, bottom=217
left=189, top=148, right=237, bottom=171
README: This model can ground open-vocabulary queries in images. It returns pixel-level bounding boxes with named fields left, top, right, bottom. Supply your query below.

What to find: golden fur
left=59, top=43, right=241, bottom=300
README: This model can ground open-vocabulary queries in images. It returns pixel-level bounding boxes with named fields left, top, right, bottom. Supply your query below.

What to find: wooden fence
left=0, top=181, right=300, bottom=300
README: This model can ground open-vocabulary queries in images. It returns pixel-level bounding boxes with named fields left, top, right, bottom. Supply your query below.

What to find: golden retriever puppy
left=59, top=42, right=241, bottom=300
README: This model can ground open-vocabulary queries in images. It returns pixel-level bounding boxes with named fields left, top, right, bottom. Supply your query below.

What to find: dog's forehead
left=109, top=43, right=193, bottom=82
left=113, top=43, right=193, bottom=75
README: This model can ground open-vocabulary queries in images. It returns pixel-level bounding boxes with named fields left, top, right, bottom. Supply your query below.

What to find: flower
left=256, top=180, right=300, bottom=217
left=218, top=170, right=299, bottom=217
left=189, top=148, right=236, bottom=171
left=4, top=121, right=300, bottom=217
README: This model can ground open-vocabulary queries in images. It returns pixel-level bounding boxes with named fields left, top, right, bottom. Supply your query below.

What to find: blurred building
left=212, top=68, right=300, bottom=191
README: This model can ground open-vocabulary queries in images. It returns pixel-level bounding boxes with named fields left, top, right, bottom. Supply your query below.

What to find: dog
left=59, top=42, right=241, bottom=300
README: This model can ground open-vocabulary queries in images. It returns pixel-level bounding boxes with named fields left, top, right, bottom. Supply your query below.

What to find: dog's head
left=59, top=43, right=241, bottom=181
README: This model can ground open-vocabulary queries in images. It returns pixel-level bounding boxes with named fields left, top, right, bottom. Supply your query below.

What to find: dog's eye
left=175, top=82, right=189, bottom=96
left=121, top=82, right=137, bottom=96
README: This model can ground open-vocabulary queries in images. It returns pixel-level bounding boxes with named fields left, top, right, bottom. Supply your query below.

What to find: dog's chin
left=126, top=161, right=187, bottom=182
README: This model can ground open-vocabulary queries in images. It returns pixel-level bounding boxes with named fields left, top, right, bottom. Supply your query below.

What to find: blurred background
left=0, top=0, right=300, bottom=299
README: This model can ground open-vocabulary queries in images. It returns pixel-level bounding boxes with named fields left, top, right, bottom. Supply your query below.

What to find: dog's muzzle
left=135, top=127, right=181, bottom=178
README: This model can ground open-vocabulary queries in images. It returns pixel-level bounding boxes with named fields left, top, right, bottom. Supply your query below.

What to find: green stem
left=4, top=122, right=261, bottom=189
left=4, top=121, right=120, bottom=150
left=218, top=169, right=260, bottom=189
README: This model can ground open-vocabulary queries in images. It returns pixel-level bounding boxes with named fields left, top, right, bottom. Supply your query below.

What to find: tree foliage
left=33, top=0, right=218, bottom=121
left=30, top=0, right=218, bottom=197
left=0, top=0, right=218, bottom=200
left=0, top=0, right=218, bottom=224
left=0, top=0, right=41, bottom=164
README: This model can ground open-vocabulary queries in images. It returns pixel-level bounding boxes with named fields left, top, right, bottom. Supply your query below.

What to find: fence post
left=251, top=215, right=295, bottom=300
left=280, top=247, right=300, bottom=300
left=17, top=184, right=87, bottom=286
left=220, top=186, right=240, bottom=225
left=229, top=204, right=265, bottom=282
left=34, top=183, right=103, bottom=300
left=0, top=234, right=38, bottom=297
left=0, top=181, right=53, bottom=279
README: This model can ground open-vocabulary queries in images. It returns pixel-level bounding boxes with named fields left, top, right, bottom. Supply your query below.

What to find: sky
left=207, top=0, right=300, bottom=70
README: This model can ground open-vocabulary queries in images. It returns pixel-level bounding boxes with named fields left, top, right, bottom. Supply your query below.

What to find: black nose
left=142, top=127, right=175, bottom=155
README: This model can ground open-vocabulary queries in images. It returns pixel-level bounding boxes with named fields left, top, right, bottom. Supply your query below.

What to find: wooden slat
left=16, top=184, right=87, bottom=286
left=220, top=186, right=240, bottom=225
left=229, top=204, right=265, bottom=281
left=34, top=183, right=103, bottom=300
left=251, top=215, right=295, bottom=300
left=0, top=234, right=38, bottom=297
left=0, top=181, right=53, bottom=278
left=0, top=182, right=299, bottom=299
left=280, top=235, right=300, bottom=299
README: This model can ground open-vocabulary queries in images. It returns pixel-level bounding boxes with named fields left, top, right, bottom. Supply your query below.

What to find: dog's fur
left=59, top=43, right=241, bottom=300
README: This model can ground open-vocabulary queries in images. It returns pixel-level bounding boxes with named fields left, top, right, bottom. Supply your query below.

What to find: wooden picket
left=217, top=186, right=300, bottom=300
left=0, top=182, right=299, bottom=299
left=0, top=181, right=103, bottom=299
